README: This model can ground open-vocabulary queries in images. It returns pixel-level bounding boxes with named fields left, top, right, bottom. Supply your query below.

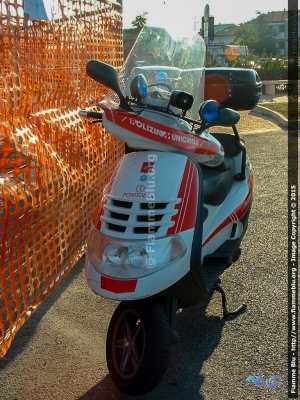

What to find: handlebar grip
left=79, top=110, right=102, bottom=119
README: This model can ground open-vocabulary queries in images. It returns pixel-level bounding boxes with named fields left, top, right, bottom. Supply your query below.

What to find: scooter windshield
left=107, top=26, right=206, bottom=120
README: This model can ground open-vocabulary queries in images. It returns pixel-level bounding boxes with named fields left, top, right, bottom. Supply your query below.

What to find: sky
left=122, top=0, right=288, bottom=35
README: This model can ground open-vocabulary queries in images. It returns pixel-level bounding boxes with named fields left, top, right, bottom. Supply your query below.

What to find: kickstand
left=215, top=283, right=247, bottom=318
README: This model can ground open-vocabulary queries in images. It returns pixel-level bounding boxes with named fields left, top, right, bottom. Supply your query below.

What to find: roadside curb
left=252, top=105, right=299, bottom=130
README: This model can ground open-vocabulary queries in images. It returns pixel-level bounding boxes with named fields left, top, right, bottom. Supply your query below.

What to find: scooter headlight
left=87, top=227, right=186, bottom=278
left=127, top=247, right=149, bottom=268
left=104, top=245, right=150, bottom=268
left=104, top=244, right=127, bottom=265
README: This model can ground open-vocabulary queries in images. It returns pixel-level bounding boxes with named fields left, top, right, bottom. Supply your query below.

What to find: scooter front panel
left=85, top=150, right=203, bottom=299
left=85, top=228, right=194, bottom=300
left=98, top=151, right=200, bottom=240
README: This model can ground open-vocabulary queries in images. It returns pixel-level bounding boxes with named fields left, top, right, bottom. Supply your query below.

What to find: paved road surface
left=0, top=127, right=293, bottom=400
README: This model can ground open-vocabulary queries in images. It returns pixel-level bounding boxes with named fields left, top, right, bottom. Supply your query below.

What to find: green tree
left=228, top=53, right=259, bottom=68
left=257, top=56, right=288, bottom=80
left=131, top=12, right=148, bottom=35
left=234, top=12, right=277, bottom=56
left=234, top=23, right=258, bottom=58
left=228, top=54, right=288, bottom=80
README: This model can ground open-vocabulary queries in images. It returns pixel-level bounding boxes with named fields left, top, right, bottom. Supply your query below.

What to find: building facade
left=206, top=10, right=300, bottom=66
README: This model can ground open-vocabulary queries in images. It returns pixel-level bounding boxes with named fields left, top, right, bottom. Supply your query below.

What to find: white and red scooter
left=80, top=27, right=257, bottom=396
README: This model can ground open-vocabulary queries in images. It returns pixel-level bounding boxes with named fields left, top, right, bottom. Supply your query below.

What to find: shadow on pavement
left=77, top=289, right=246, bottom=400
left=0, top=257, right=85, bottom=368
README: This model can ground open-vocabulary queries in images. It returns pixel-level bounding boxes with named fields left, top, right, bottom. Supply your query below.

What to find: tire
left=106, top=299, right=172, bottom=396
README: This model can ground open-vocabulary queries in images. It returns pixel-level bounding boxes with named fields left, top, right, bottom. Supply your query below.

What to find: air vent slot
left=107, top=223, right=126, bottom=233
left=112, top=199, right=133, bottom=209
left=134, top=226, right=160, bottom=234
left=230, top=223, right=237, bottom=238
left=137, top=214, right=163, bottom=222
left=110, top=211, right=130, bottom=221
left=103, top=197, right=176, bottom=237
left=140, top=202, right=168, bottom=210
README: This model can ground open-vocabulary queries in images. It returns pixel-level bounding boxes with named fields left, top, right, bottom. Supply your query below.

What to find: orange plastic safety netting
left=0, top=0, right=124, bottom=357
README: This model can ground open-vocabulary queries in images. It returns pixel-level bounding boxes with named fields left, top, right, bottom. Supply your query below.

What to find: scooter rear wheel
left=106, top=299, right=172, bottom=395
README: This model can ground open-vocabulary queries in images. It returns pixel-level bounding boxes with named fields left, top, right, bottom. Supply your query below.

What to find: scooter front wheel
left=106, top=299, right=172, bottom=395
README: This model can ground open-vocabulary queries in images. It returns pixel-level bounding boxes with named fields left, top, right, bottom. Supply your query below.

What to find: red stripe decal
left=93, top=204, right=104, bottom=230
left=202, top=171, right=254, bottom=247
left=202, top=215, right=233, bottom=247
left=167, top=160, right=198, bottom=234
left=101, top=276, right=138, bottom=293
left=111, top=110, right=217, bottom=156
left=98, top=102, right=114, bottom=121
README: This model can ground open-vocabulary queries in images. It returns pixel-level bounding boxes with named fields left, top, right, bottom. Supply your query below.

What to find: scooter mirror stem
left=232, top=126, right=247, bottom=181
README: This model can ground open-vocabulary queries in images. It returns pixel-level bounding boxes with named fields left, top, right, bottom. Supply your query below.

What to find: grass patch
left=258, top=101, right=299, bottom=120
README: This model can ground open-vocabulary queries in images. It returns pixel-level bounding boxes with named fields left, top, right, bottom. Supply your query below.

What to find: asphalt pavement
left=0, top=115, right=294, bottom=399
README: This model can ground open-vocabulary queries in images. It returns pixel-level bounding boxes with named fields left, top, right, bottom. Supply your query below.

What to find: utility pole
left=200, top=4, right=214, bottom=65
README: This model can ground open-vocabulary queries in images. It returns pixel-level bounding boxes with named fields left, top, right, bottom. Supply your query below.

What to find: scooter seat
left=201, top=155, right=235, bottom=205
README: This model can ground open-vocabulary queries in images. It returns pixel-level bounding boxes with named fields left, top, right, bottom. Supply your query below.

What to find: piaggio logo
left=136, top=185, right=145, bottom=192
left=140, top=162, right=154, bottom=173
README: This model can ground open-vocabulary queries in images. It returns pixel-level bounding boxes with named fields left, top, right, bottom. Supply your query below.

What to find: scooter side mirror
left=195, top=108, right=240, bottom=134
left=86, top=60, right=132, bottom=111
left=214, top=108, right=241, bottom=127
